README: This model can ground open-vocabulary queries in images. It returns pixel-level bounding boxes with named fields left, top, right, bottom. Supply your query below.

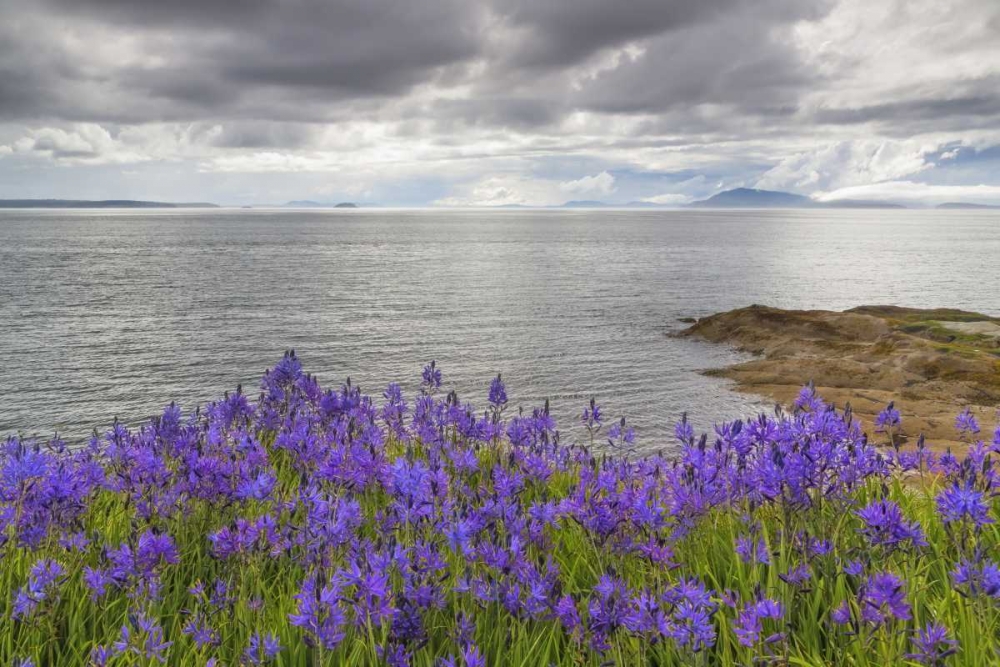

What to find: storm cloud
left=0, top=0, right=998, bottom=205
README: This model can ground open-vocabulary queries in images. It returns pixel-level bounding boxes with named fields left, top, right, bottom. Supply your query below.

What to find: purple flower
left=856, top=499, right=927, bottom=551
left=674, top=413, right=694, bottom=444
left=488, top=374, right=507, bottom=409
left=113, top=613, right=172, bottom=664
left=421, top=361, right=442, bottom=393
left=860, top=572, right=911, bottom=625
left=462, top=644, right=486, bottom=667
left=89, top=646, right=112, bottom=667
left=607, top=417, right=636, bottom=450
left=244, top=632, right=282, bottom=665
left=831, top=601, right=852, bottom=625
left=289, top=573, right=346, bottom=650
left=734, top=535, right=770, bottom=564
left=733, top=597, right=784, bottom=647
left=874, top=402, right=901, bottom=433
left=582, top=398, right=603, bottom=436
left=794, top=383, right=824, bottom=412
left=12, top=559, right=65, bottom=620
left=182, top=615, right=220, bottom=649
left=955, top=408, right=980, bottom=436
left=936, top=483, right=993, bottom=527
left=778, top=563, right=811, bottom=588
left=906, top=622, right=958, bottom=665
left=83, top=567, right=114, bottom=601
left=555, top=594, right=583, bottom=638
left=842, top=560, right=865, bottom=577
left=952, top=558, right=1000, bottom=599
left=235, top=471, right=276, bottom=501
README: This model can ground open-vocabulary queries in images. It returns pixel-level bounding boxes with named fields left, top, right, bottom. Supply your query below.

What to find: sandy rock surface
left=680, top=305, right=1000, bottom=450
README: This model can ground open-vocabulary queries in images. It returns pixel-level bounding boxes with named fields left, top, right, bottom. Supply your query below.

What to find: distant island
left=0, top=199, right=218, bottom=209
left=936, top=202, right=1000, bottom=210
left=283, top=200, right=359, bottom=208
left=687, top=188, right=904, bottom=209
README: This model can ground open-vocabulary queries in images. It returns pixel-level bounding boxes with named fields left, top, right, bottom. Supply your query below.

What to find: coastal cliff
left=681, top=304, right=1000, bottom=448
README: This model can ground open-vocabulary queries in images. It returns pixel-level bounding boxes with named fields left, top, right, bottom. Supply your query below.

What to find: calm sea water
left=2, top=208, right=999, bottom=449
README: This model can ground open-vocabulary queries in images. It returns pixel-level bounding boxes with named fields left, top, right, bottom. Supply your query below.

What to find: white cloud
left=433, top=175, right=551, bottom=207
left=640, top=193, right=693, bottom=205
left=558, top=170, right=616, bottom=197
left=12, top=124, right=152, bottom=165
left=816, top=181, right=1000, bottom=206
left=435, top=171, right=620, bottom=207
left=755, top=140, right=934, bottom=192
left=203, top=152, right=341, bottom=173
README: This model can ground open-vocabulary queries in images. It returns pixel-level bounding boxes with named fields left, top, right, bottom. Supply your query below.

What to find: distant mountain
left=0, top=199, right=217, bottom=209
left=937, top=202, right=1000, bottom=210
left=561, top=200, right=608, bottom=208
left=688, top=188, right=909, bottom=209
left=689, top=188, right=813, bottom=208
left=283, top=200, right=360, bottom=208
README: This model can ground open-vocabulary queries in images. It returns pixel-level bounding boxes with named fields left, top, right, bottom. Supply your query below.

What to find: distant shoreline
left=0, top=199, right=218, bottom=209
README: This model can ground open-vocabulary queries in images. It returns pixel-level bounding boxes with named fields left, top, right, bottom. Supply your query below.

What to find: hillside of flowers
left=3, top=352, right=1000, bottom=666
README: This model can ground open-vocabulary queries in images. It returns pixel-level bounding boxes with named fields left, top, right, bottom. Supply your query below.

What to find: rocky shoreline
left=680, top=305, right=1000, bottom=450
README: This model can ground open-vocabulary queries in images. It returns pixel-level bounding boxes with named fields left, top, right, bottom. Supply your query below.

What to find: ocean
left=2, top=207, right=999, bottom=449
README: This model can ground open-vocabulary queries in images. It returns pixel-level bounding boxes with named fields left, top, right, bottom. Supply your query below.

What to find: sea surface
left=2, top=208, right=999, bottom=450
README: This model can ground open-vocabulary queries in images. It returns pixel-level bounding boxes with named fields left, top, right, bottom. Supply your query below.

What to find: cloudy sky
left=1, top=0, right=999, bottom=206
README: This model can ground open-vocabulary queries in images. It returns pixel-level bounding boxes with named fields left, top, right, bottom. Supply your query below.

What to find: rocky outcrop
left=680, top=305, right=1000, bottom=449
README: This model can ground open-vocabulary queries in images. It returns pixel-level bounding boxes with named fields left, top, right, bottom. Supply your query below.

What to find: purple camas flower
left=906, top=622, right=958, bottom=665
left=856, top=499, right=927, bottom=551
left=793, top=382, right=824, bottom=412
left=874, top=402, right=901, bottom=435
left=182, top=615, right=220, bottom=649
left=860, top=572, right=911, bottom=625
left=842, top=559, right=865, bottom=577
left=421, top=361, right=442, bottom=394
left=90, top=646, right=112, bottom=667
left=488, top=374, right=507, bottom=409
left=461, top=644, right=486, bottom=667
left=235, top=470, right=276, bottom=501
left=6, top=355, right=998, bottom=663
left=936, top=482, right=993, bottom=527
left=289, top=573, right=346, bottom=649
left=555, top=594, right=583, bottom=639
left=831, top=601, right=852, bottom=626
left=955, top=408, right=980, bottom=436
left=244, top=632, right=282, bottom=665
left=733, top=597, right=784, bottom=647
left=113, top=613, right=172, bottom=664
left=779, top=563, right=811, bottom=588
left=581, top=398, right=603, bottom=435
left=952, top=558, right=1000, bottom=599
left=674, top=413, right=694, bottom=445
left=660, top=578, right=718, bottom=652
left=607, top=417, right=636, bottom=450
left=12, top=559, right=65, bottom=620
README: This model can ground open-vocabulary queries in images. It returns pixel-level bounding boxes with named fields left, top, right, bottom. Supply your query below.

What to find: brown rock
left=679, top=305, right=1000, bottom=450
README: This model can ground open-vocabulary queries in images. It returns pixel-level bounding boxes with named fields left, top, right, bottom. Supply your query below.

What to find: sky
left=1, top=0, right=999, bottom=207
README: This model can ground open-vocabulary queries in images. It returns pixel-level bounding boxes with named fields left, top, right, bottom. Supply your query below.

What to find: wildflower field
left=4, top=353, right=1000, bottom=666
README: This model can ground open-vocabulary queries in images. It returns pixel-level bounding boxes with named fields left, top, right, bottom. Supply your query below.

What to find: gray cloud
left=0, top=0, right=999, bottom=204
